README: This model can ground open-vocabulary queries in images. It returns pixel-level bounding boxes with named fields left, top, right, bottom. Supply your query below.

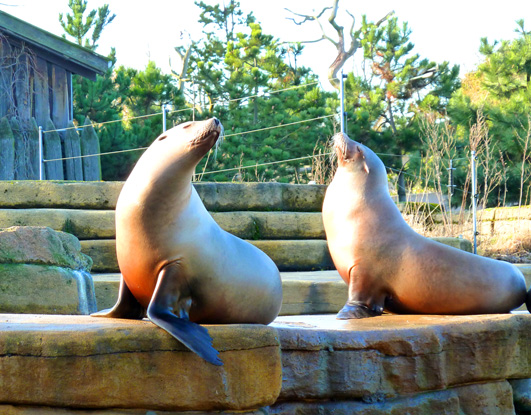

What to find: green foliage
left=448, top=20, right=531, bottom=204
left=183, top=1, right=337, bottom=182
left=59, top=0, right=115, bottom=50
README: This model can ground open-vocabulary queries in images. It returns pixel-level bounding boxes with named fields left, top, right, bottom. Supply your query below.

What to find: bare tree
left=286, top=0, right=392, bottom=89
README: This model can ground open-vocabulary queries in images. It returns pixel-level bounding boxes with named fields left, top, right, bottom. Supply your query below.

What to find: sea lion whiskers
left=329, top=132, right=350, bottom=163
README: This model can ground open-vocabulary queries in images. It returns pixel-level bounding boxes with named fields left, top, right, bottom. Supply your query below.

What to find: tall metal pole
left=38, top=126, right=44, bottom=180
left=471, top=150, right=478, bottom=254
left=340, top=70, right=346, bottom=134
left=162, top=104, right=167, bottom=132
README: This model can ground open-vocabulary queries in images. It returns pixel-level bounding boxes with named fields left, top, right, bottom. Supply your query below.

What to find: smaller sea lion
left=322, top=132, right=527, bottom=319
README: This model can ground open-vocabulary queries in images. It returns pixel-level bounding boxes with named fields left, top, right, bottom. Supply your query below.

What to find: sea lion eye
left=158, top=135, right=167, bottom=141
left=182, top=122, right=193, bottom=129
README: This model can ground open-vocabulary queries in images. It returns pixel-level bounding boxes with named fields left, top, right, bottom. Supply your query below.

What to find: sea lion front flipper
left=147, top=263, right=223, bottom=366
left=336, top=265, right=384, bottom=319
left=337, top=301, right=381, bottom=319
left=92, top=276, right=145, bottom=319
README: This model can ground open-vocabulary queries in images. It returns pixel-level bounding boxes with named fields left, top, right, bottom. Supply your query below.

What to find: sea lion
left=322, top=132, right=527, bottom=319
left=93, top=118, right=282, bottom=365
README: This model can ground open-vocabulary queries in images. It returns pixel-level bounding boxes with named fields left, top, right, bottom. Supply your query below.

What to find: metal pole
left=162, top=104, right=167, bottom=132
left=38, top=126, right=44, bottom=180
left=340, top=70, right=346, bottom=134
left=471, top=150, right=478, bottom=254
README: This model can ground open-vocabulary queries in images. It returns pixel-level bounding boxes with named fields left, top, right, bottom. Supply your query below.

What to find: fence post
left=162, top=104, right=167, bottom=132
left=38, top=126, right=44, bottom=180
left=471, top=150, right=478, bottom=254
left=340, top=70, right=347, bottom=134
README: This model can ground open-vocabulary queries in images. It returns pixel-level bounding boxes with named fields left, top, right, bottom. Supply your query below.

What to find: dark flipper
left=92, top=276, right=145, bottom=319
left=336, top=301, right=382, bottom=319
left=147, top=262, right=222, bottom=366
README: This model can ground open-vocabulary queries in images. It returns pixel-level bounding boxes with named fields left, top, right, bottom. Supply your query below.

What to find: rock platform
left=0, top=313, right=530, bottom=414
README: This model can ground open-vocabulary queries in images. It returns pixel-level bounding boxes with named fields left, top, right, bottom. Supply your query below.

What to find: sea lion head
left=155, top=117, right=224, bottom=160
left=331, top=132, right=388, bottom=186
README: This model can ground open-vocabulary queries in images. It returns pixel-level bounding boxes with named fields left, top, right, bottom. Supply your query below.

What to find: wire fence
left=36, top=79, right=487, bottom=251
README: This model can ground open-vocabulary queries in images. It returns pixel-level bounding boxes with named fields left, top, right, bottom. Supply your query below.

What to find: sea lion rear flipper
left=147, top=263, right=223, bottom=366
left=92, top=276, right=145, bottom=319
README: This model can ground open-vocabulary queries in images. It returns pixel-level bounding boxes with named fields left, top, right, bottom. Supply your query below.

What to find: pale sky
left=2, top=0, right=530, bottom=87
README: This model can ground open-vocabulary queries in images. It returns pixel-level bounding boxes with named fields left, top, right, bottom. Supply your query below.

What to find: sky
left=1, top=0, right=531, bottom=88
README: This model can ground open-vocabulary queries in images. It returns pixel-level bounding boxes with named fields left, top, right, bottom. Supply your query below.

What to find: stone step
left=0, top=313, right=530, bottom=413
left=81, top=239, right=335, bottom=273
left=81, top=237, right=474, bottom=273
left=0, top=314, right=281, bottom=413
left=0, top=181, right=325, bottom=212
left=94, top=266, right=531, bottom=315
left=93, top=271, right=348, bottom=316
left=0, top=208, right=325, bottom=240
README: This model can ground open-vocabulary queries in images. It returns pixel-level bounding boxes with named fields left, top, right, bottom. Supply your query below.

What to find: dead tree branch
left=286, top=0, right=393, bottom=89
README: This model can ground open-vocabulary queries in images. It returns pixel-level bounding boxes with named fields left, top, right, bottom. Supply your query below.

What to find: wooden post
left=9, top=117, right=26, bottom=180
left=33, top=58, right=50, bottom=127
left=26, top=118, right=40, bottom=179
left=0, top=116, right=15, bottom=180
left=80, top=117, right=101, bottom=181
left=64, top=121, right=84, bottom=180
left=43, top=118, right=64, bottom=180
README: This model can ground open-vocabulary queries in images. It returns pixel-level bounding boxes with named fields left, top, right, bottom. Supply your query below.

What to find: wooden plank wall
left=0, top=37, right=101, bottom=181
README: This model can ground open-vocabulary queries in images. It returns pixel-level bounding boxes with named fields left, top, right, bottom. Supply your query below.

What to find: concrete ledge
left=0, top=181, right=325, bottom=212
left=93, top=271, right=348, bottom=315
left=0, top=181, right=123, bottom=210
left=0, top=314, right=281, bottom=412
left=272, top=313, right=531, bottom=403
left=0, top=209, right=325, bottom=240
left=96, top=268, right=531, bottom=316
left=0, top=209, right=116, bottom=239
left=81, top=239, right=335, bottom=273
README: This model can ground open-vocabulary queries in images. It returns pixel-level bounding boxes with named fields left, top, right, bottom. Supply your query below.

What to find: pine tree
left=448, top=20, right=531, bottom=204
left=59, top=0, right=115, bottom=50
left=345, top=15, right=460, bottom=200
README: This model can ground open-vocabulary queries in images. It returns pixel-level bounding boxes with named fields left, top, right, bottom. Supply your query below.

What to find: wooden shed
left=0, top=10, right=109, bottom=180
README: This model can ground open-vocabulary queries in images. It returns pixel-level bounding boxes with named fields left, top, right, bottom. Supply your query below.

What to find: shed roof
left=0, top=10, right=109, bottom=80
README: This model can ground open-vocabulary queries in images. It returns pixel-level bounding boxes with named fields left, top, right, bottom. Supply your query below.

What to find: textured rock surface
left=272, top=314, right=531, bottom=402
left=0, top=227, right=96, bottom=314
left=0, top=314, right=281, bottom=412
left=271, top=381, right=515, bottom=415
left=0, top=264, right=95, bottom=314
left=0, top=226, right=92, bottom=270
left=0, top=407, right=268, bottom=414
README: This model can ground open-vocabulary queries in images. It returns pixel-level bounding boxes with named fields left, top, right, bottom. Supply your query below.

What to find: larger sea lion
left=322, top=132, right=527, bottom=319
left=93, top=118, right=282, bottom=365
